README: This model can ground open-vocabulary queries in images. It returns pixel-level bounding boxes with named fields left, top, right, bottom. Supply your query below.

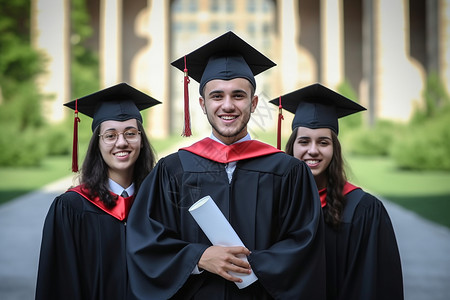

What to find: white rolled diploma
left=188, top=195, right=258, bottom=289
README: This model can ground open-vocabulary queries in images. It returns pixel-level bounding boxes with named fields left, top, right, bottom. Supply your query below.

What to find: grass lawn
left=0, top=156, right=73, bottom=205
left=0, top=134, right=186, bottom=205
left=346, top=155, right=450, bottom=228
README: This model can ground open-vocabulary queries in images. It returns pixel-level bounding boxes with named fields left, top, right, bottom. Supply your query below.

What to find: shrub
left=45, top=122, right=72, bottom=156
left=0, top=125, right=47, bottom=167
left=341, top=120, right=406, bottom=156
left=390, top=110, right=450, bottom=170
left=336, top=80, right=364, bottom=133
left=394, top=72, right=450, bottom=171
left=411, top=72, right=450, bottom=125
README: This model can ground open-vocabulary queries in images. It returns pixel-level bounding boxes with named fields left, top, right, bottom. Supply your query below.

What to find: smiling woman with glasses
left=35, top=83, right=161, bottom=300
left=99, top=128, right=142, bottom=144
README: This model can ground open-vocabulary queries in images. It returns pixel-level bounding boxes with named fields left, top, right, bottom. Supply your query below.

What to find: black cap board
left=269, top=83, right=366, bottom=134
left=171, top=31, right=276, bottom=94
left=64, top=82, right=161, bottom=172
left=171, top=31, right=276, bottom=137
left=64, top=82, right=161, bottom=131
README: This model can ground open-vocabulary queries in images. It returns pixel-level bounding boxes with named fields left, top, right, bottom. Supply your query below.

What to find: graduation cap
left=269, top=83, right=366, bottom=149
left=171, top=31, right=276, bottom=136
left=64, top=82, right=161, bottom=172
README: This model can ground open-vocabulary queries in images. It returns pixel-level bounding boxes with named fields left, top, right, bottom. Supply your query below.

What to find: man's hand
left=198, top=246, right=252, bottom=282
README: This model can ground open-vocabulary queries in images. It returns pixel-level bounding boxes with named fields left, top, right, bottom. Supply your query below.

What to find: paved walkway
left=383, top=200, right=450, bottom=300
left=1, top=176, right=449, bottom=300
left=0, top=175, right=74, bottom=300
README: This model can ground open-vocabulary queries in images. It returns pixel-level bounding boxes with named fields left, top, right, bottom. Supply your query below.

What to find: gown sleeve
left=339, top=193, right=404, bottom=300
left=247, top=158, right=327, bottom=299
left=126, top=155, right=209, bottom=300
left=35, top=194, right=83, bottom=300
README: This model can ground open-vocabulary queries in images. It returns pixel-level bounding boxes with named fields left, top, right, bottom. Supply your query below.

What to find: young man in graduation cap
left=270, top=83, right=404, bottom=300
left=35, top=83, right=161, bottom=300
left=126, top=32, right=326, bottom=299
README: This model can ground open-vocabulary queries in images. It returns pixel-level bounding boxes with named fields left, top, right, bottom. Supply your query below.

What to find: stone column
left=321, top=0, right=344, bottom=88
left=141, top=0, right=170, bottom=137
left=441, top=0, right=450, bottom=94
left=100, top=0, right=122, bottom=87
left=361, top=0, right=376, bottom=126
left=31, top=0, right=70, bottom=122
left=376, top=0, right=423, bottom=121
left=427, top=0, right=440, bottom=74
left=278, top=0, right=303, bottom=92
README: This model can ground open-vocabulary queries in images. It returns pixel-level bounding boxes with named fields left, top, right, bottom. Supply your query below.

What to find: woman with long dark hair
left=271, top=83, right=403, bottom=300
left=36, top=83, right=160, bottom=300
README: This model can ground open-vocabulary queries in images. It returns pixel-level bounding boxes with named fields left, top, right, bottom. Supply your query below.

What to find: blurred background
left=0, top=0, right=449, bottom=299
left=1, top=0, right=450, bottom=167
left=1, top=0, right=449, bottom=167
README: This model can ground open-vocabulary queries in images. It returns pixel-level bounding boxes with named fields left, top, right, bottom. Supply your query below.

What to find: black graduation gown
left=126, top=145, right=326, bottom=299
left=35, top=189, right=131, bottom=300
left=324, top=188, right=404, bottom=300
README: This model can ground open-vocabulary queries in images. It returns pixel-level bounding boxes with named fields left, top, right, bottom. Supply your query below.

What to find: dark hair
left=285, top=127, right=346, bottom=229
left=80, top=120, right=155, bottom=208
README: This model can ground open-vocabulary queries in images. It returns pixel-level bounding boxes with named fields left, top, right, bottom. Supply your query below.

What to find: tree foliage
left=336, top=80, right=363, bottom=134
left=0, top=0, right=99, bottom=166
left=391, top=74, right=450, bottom=170
left=0, top=0, right=49, bottom=166
left=344, top=73, right=450, bottom=171
left=0, top=0, right=45, bottom=129
left=411, top=72, right=450, bottom=124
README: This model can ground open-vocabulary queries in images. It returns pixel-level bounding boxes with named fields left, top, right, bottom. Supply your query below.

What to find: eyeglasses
left=99, top=129, right=141, bottom=144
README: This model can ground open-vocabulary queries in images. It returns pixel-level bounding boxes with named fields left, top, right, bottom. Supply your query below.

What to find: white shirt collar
left=210, top=133, right=251, bottom=145
left=108, top=178, right=135, bottom=196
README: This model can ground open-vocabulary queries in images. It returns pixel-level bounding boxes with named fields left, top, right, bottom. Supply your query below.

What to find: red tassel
left=182, top=55, right=192, bottom=137
left=72, top=99, right=81, bottom=172
left=277, top=96, right=284, bottom=150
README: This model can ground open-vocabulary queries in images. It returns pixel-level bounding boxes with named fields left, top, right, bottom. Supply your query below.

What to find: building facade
left=31, top=0, right=450, bottom=137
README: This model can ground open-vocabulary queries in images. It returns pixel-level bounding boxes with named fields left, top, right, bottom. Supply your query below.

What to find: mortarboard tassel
left=277, top=96, right=284, bottom=150
left=182, top=55, right=192, bottom=137
left=72, top=99, right=81, bottom=172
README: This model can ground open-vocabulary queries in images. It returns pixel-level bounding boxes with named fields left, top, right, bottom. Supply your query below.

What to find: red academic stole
left=69, top=185, right=133, bottom=221
left=180, top=137, right=282, bottom=163
left=318, top=182, right=359, bottom=208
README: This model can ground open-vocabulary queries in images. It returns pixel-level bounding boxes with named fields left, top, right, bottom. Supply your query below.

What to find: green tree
left=0, top=0, right=48, bottom=166
left=0, top=0, right=46, bottom=129
left=391, top=73, right=450, bottom=170
left=336, top=80, right=363, bottom=134
left=411, top=71, right=450, bottom=124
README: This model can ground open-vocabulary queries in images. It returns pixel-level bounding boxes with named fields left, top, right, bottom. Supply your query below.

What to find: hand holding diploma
left=189, top=195, right=259, bottom=289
